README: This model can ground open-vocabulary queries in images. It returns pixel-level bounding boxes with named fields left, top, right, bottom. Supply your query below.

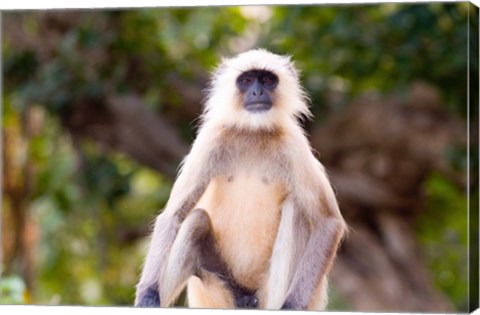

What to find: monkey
left=134, top=48, right=346, bottom=310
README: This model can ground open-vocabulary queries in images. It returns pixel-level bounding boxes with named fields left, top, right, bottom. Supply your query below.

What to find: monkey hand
left=281, top=299, right=304, bottom=310
left=135, top=286, right=161, bottom=307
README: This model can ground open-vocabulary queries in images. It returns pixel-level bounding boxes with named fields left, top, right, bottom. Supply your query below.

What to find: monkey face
left=204, top=49, right=311, bottom=130
left=236, top=70, right=278, bottom=113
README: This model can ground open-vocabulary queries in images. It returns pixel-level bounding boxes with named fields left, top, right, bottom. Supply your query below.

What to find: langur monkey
left=135, top=49, right=346, bottom=310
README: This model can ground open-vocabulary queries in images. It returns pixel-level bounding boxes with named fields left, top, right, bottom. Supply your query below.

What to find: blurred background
left=1, top=3, right=478, bottom=312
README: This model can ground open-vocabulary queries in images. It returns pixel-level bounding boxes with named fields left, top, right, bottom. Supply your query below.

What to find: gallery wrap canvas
left=1, top=1, right=478, bottom=314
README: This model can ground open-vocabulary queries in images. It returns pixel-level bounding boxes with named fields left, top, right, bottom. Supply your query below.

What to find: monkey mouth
left=244, top=102, right=272, bottom=112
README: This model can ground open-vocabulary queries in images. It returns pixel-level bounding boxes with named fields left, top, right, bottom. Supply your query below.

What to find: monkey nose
left=252, top=89, right=263, bottom=96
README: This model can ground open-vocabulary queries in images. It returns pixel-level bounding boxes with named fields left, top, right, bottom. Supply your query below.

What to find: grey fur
left=282, top=212, right=344, bottom=309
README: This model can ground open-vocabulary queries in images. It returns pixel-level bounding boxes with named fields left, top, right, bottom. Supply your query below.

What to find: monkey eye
left=262, top=74, right=278, bottom=88
left=237, top=76, right=254, bottom=89
left=263, top=76, right=273, bottom=84
left=241, top=78, right=252, bottom=85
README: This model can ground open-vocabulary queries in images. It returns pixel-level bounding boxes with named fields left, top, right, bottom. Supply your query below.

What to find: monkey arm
left=266, top=138, right=346, bottom=310
left=265, top=197, right=345, bottom=310
left=135, top=212, right=178, bottom=306
left=281, top=214, right=345, bottom=310
left=135, top=131, right=215, bottom=307
left=135, top=183, right=210, bottom=306
left=279, top=158, right=346, bottom=310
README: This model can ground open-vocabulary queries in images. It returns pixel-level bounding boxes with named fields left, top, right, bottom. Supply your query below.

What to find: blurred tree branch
left=63, top=94, right=189, bottom=178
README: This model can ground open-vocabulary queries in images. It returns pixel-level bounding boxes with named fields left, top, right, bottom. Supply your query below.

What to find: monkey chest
left=194, top=171, right=286, bottom=289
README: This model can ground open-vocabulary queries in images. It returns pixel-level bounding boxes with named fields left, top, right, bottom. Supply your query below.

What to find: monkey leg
left=186, top=210, right=258, bottom=309
left=165, top=208, right=259, bottom=309
left=139, top=208, right=258, bottom=308
left=196, top=235, right=259, bottom=309
left=159, top=208, right=213, bottom=307
left=136, top=208, right=209, bottom=307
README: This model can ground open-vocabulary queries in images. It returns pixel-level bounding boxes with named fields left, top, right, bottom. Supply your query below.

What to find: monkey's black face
left=236, top=70, right=278, bottom=113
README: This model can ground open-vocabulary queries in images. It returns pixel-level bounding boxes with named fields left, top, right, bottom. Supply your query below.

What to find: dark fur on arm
left=281, top=212, right=344, bottom=310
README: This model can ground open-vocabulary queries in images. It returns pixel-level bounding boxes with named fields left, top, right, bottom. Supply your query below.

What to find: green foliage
left=416, top=173, right=469, bottom=310
left=2, top=98, right=172, bottom=305
left=264, top=3, right=471, bottom=116
left=30, top=145, right=172, bottom=304
left=327, top=284, right=351, bottom=311
left=1, top=276, right=27, bottom=304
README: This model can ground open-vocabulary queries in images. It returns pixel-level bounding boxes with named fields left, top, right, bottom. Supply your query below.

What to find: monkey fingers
left=136, top=287, right=161, bottom=307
